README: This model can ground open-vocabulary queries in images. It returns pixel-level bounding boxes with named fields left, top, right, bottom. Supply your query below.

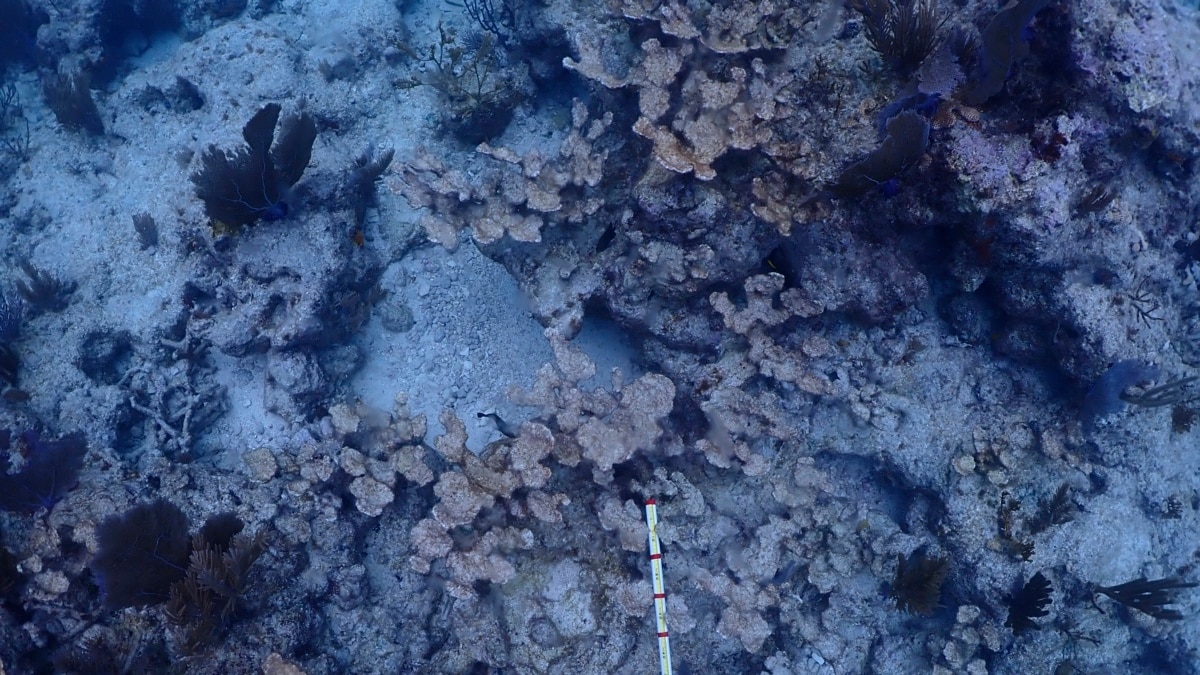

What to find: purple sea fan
left=0, top=430, right=88, bottom=513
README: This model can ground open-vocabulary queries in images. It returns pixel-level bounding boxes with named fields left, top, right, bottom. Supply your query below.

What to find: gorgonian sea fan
left=0, top=430, right=87, bottom=513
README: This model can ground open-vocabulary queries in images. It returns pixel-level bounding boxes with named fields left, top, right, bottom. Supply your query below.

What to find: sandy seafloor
left=3, top=0, right=1200, bottom=673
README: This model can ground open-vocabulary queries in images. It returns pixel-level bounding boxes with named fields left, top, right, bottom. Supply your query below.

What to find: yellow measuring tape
left=645, top=498, right=673, bottom=675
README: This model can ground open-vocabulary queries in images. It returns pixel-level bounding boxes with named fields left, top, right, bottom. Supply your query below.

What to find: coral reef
left=2, top=0, right=1200, bottom=672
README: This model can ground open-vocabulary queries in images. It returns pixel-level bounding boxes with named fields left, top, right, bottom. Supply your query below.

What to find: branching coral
left=121, top=328, right=226, bottom=462
left=699, top=274, right=835, bottom=474
left=693, top=568, right=780, bottom=653
left=392, top=100, right=611, bottom=248
left=565, top=33, right=800, bottom=181
left=409, top=409, right=568, bottom=599
left=509, top=333, right=676, bottom=484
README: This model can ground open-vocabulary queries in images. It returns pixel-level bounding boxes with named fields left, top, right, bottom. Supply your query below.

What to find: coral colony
left=2, top=0, right=1200, bottom=672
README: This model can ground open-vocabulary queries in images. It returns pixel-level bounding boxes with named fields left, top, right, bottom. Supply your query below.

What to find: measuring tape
left=645, top=498, right=673, bottom=675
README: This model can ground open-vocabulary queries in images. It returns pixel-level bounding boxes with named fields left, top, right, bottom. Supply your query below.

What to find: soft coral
left=0, top=430, right=87, bottom=513
left=191, top=103, right=317, bottom=231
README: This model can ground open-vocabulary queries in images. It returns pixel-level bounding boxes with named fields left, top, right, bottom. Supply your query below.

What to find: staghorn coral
left=5, top=0, right=1196, bottom=670
left=121, top=320, right=226, bottom=462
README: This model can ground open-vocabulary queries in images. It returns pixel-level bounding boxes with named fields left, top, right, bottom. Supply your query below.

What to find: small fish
left=477, top=411, right=518, bottom=438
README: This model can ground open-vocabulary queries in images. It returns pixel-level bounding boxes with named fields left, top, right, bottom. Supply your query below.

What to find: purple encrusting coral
left=2, top=0, right=1200, bottom=672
